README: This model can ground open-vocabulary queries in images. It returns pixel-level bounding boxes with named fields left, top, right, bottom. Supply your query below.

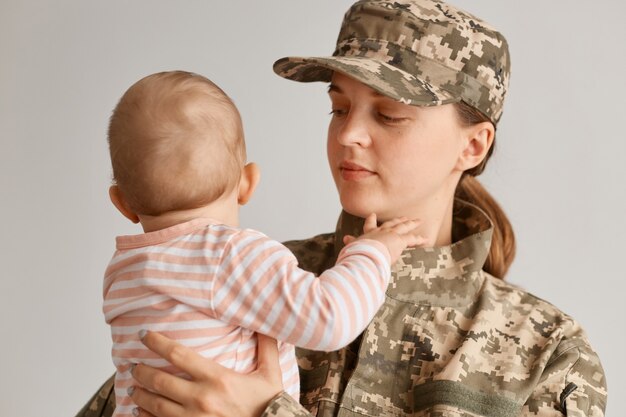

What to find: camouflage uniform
left=259, top=201, right=607, bottom=417
left=76, top=201, right=606, bottom=417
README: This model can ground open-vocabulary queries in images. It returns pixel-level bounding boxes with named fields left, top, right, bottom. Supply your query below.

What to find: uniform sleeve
left=261, top=392, right=313, bottom=417
left=520, top=338, right=607, bottom=416
left=211, top=230, right=391, bottom=352
left=74, top=374, right=116, bottom=417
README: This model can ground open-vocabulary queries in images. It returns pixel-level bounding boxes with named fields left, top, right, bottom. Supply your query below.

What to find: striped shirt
left=103, top=218, right=391, bottom=417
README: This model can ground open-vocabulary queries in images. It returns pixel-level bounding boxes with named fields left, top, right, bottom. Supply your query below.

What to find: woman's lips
left=340, top=161, right=375, bottom=181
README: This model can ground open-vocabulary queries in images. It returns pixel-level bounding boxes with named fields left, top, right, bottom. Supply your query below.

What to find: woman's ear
left=109, top=185, right=140, bottom=223
left=456, top=121, right=495, bottom=171
left=238, top=162, right=260, bottom=205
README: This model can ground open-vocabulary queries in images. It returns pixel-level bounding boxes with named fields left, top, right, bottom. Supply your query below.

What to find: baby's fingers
left=389, top=219, right=421, bottom=234
left=363, top=213, right=378, bottom=233
left=343, top=235, right=357, bottom=245
left=378, top=217, right=407, bottom=230
left=404, top=234, right=428, bottom=247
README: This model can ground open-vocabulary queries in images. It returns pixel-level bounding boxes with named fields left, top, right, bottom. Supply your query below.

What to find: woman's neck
left=428, top=196, right=455, bottom=247
left=379, top=187, right=457, bottom=248
left=397, top=195, right=454, bottom=248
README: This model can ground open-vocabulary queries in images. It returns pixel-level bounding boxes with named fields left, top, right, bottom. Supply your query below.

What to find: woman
left=77, top=1, right=607, bottom=416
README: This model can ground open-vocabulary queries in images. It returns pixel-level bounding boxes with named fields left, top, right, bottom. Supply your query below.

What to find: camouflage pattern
left=261, top=200, right=606, bottom=417
left=76, top=200, right=606, bottom=417
left=273, top=0, right=510, bottom=124
left=75, top=375, right=115, bottom=417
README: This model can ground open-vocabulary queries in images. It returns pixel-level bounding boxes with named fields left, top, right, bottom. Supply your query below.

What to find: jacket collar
left=334, top=199, right=494, bottom=306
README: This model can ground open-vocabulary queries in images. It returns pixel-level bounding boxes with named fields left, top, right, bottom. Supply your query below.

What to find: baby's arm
left=212, top=217, right=422, bottom=351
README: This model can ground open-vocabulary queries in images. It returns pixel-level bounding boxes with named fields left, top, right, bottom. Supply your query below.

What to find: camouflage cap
left=273, top=0, right=511, bottom=124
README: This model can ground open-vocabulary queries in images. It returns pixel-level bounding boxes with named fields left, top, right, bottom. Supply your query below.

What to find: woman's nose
left=335, top=112, right=372, bottom=147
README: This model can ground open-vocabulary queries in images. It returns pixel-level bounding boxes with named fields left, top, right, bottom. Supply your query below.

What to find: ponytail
left=454, top=102, right=516, bottom=279
left=455, top=176, right=515, bottom=278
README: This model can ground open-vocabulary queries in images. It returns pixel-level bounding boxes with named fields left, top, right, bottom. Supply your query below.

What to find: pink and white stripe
left=104, top=218, right=390, bottom=417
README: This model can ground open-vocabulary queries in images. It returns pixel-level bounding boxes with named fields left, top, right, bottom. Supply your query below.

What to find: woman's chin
left=339, top=198, right=383, bottom=220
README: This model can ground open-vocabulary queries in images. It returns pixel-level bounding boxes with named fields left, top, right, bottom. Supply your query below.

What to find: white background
left=1, top=1, right=624, bottom=416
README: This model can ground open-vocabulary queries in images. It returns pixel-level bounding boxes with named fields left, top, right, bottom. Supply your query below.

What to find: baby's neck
left=138, top=197, right=239, bottom=233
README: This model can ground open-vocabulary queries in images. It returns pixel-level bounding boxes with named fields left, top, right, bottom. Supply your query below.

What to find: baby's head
left=108, top=71, right=246, bottom=217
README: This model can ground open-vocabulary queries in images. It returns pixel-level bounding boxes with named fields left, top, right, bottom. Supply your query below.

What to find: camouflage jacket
left=76, top=201, right=607, bottom=417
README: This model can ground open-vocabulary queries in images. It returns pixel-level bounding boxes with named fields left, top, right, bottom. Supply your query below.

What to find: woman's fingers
left=255, top=334, right=282, bottom=385
left=130, top=385, right=185, bottom=417
left=133, top=408, right=156, bottom=417
left=131, top=363, right=194, bottom=405
left=141, top=331, right=223, bottom=380
left=132, top=331, right=282, bottom=417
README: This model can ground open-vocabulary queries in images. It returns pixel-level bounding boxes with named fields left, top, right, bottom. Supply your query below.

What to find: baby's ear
left=109, top=185, right=140, bottom=223
left=238, top=163, right=260, bottom=205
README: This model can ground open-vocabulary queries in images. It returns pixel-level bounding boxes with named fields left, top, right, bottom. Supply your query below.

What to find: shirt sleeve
left=520, top=338, right=607, bottom=416
left=210, top=230, right=391, bottom=352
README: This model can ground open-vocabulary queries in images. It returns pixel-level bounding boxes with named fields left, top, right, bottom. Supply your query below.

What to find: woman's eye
left=378, top=112, right=405, bottom=124
left=329, top=109, right=347, bottom=117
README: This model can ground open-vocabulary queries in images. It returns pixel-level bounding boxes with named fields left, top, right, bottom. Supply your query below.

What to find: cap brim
left=273, top=56, right=459, bottom=107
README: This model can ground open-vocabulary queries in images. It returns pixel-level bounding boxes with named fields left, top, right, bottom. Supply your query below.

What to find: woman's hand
left=129, top=331, right=284, bottom=417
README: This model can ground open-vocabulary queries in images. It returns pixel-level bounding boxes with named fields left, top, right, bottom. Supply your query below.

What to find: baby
left=103, top=71, right=421, bottom=416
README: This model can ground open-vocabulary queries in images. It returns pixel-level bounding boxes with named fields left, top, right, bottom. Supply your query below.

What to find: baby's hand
left=343, top=213, right=425, bottom=263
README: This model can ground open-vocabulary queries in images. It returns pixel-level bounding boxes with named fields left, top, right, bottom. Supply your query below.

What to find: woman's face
left=327, top=73, right=468, bottom=221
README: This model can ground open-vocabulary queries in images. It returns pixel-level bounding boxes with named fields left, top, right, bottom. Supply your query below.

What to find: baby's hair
left=108, top=71, right=246, bottom=216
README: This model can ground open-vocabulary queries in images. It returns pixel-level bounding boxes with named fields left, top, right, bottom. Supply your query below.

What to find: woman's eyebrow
left=328, top=83, right=384, bottom=98
left=327, top=83, right=342, bottom=94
